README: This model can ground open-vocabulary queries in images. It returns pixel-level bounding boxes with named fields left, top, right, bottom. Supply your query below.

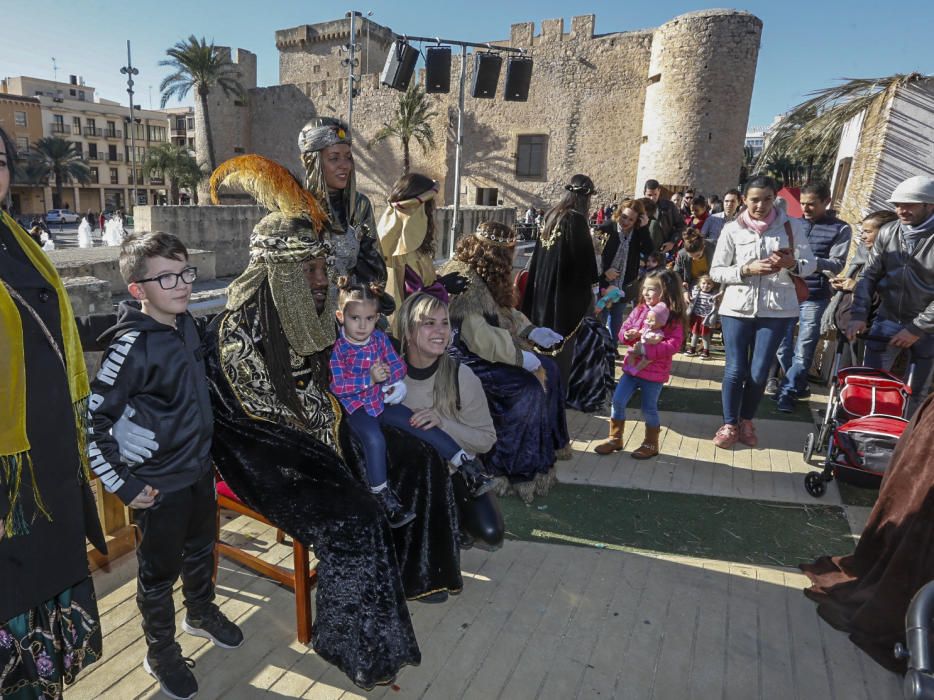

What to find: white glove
left=382, top=380, right=408, bottom=405
left=528, top=326, right=563, bottom=349
left=111, top=405, right=159, bottom=464
left=521, top=350, right=542, bottom=372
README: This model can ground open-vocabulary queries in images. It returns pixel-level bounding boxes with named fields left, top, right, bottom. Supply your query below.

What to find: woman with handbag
left=709, top=174, right=815, bottom=449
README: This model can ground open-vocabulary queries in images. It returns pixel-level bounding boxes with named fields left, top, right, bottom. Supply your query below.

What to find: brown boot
left=594, top=419, right=625, bottom=455
left=631, top=425, right=661, bottom=460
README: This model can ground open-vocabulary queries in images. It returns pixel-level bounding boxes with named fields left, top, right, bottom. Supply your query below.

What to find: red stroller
left=803, top=336, right=913, bottom=498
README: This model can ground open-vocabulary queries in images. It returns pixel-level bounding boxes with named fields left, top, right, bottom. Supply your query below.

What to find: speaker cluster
left=380, top=41, right=533, bottom=102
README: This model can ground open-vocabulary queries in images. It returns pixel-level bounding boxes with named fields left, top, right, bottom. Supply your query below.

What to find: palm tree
left=142, top=143, right=201, bottom=204
left=757, top=73, right=928, bottom=183
left=158, top=36, right=245, bottom=172
left=28, top=137, right=91, bottom=208
left=175, top=156, right=208, bottom=205
left=370, top=84, right=438, bottom=175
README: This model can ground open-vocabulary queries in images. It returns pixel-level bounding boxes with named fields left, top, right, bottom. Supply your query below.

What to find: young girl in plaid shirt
left=330, top=279, right=491, bottom=527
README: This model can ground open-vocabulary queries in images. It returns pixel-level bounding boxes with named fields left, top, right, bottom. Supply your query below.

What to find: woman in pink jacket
left=593, top=269, right=687, bottom=459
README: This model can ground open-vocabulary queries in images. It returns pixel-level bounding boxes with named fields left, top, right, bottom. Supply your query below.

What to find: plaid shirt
left=329, top=329, right=406, bottom=416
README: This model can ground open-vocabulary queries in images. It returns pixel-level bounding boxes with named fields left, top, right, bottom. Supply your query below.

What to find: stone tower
left=276, top=17, right=395, bottom=91
left=635, top=10, right=762, bottom=197
left=194, top=47, right=256, bottom=198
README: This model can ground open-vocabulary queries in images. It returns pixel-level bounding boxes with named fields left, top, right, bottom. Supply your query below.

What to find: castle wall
left=635, top=10, right=762, bottom=197
left=199, top=10, right=763, bottom=219
left=277, top=18, right=395, bottom=88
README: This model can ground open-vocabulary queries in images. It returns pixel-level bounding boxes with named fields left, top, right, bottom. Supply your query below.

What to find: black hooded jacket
left=87, top=301, right=213, bottom=504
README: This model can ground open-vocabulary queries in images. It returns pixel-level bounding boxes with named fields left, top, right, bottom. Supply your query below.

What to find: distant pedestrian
left=702, top=189, right=742, bottom=244
left=643, top=179, right=685, bottom=251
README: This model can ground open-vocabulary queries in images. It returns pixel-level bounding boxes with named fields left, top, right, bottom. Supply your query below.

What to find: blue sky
left=2, top=0, right=931, bottom=126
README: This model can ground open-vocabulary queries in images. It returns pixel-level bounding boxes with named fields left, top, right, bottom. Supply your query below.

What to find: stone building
left=199, top=10, right=762, bottom=211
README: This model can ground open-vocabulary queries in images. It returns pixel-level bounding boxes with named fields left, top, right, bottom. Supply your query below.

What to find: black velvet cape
left=203, top=310, right=462, bottom=690
left=521, top=209, right=599, bottom=337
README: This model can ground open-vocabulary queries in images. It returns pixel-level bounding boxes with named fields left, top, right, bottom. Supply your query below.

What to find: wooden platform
left=65, top=345, right=902, bottom=699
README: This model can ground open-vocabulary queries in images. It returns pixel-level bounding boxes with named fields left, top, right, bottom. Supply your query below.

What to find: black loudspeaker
left=471, top=53, right=502, bottom=99
left=381, top=41, right=419, bottom=91
left=503, top=56, right=533, bottom=101
left=425, top=46, right=451, bottom=93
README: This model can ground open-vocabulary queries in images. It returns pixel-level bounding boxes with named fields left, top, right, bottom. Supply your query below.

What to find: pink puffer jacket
left=618, top=303, right=684, bottom=384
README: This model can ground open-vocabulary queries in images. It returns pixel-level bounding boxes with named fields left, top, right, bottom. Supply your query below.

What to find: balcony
left=87, top=154, right=102, bottom=162
left=149, top=176, right=165, bottom=185
left=50, top=123, right=68, bottom=134
left=83, top=127, right=104, bottom=137
left=71, top=125, right=82, bottom=135
left=105, top=153, right=124, bottom=162
left=105, top=130, right=123, bottom=139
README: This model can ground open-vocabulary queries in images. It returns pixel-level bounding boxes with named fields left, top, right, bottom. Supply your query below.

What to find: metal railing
left=83, top=126, right=104, bottom=137
left=105, top=130, right=123, bottom=139
left=50, top=123, right=68, bottom=134
left=105, top=153, right=124, bottom=162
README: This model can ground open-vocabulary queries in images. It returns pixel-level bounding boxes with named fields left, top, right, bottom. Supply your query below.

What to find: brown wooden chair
left=214, top=479, right=317, bottom=644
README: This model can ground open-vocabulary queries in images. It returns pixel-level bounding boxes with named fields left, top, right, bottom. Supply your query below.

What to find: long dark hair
left=543, top=173, right=595, bottom=235
left=389, top=172, right=436, bottom=256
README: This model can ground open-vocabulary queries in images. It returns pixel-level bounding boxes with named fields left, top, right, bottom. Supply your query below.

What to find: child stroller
left=803, top=335, right=913, bottom=498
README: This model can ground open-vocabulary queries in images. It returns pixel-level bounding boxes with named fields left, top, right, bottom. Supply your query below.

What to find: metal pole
left=449, top=45, right=467, bottom=260
left=121, top=40, right=139, bottom=211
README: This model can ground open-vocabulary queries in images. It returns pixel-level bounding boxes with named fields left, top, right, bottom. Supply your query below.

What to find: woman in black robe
left=521, top=174, right=600, bottom=393
left=0, top=128, right=104, bottom=699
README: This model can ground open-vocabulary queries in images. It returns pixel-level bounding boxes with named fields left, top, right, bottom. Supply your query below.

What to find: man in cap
left=848, top=175, right=934, bottom=412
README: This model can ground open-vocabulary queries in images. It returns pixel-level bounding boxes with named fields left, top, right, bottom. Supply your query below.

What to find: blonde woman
left=396, top=291, right=503, bottom=549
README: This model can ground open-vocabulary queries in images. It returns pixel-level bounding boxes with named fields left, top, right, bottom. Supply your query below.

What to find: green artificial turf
left=636, top=385, right=813, bottom=422
left=500, top=483, right=852, bottom=567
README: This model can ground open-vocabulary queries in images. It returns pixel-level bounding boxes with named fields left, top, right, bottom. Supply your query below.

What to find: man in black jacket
left=644, top=179, right=685, bottom=251
left=848, top=175, right=934, bottom=414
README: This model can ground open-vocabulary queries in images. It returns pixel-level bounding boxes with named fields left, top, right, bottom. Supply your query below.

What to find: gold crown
left=473, top=221, right=516, bottom=246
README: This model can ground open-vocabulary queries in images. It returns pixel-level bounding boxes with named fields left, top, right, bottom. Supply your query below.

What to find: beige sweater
left=402, top=362, right=496, bottom=456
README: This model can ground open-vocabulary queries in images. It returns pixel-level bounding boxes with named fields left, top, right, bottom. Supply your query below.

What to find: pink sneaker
left=713, top=423, right=738, bottom=449
left=738, top=419, right=758, bottom=447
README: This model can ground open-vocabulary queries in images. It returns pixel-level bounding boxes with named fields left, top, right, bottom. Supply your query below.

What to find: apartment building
left=1, top=75, right=172, bottom=215
left=0, top=93, right=45, bottom=214
left=165, top=106, right=196, bottom=152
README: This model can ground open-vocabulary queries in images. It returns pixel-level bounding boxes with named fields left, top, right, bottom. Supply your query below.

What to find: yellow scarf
left=0, top=210, right=90, bottom=540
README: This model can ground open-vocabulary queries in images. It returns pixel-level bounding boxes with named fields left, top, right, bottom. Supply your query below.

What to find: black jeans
left=134, top=469, right=216, bottom=654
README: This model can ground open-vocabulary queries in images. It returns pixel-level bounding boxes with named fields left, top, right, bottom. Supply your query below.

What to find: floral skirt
left=0, top=576, right=102, bottom=699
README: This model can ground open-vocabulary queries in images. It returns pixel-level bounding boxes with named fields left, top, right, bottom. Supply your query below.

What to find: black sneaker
left=457, top=457, right=495, bottom=497
left=143, top=643, right=197, bottom=700
left=183, top=604, right=244, bottom=649
left=766, top=377, right=781, bottom=396
left=373, top=486, right=416, bottom=528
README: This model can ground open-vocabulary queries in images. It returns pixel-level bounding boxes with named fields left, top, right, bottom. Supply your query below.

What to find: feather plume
left=210, top=154, right=327, bottom=231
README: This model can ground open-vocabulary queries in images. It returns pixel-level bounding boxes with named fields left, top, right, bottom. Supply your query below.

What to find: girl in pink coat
left=594, top=269, right=687, bottom=459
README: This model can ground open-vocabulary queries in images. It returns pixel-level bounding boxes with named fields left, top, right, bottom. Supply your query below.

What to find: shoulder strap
left=783, top=220, right=794, bottom=249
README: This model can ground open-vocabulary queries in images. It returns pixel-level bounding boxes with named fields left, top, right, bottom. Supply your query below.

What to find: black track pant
left=134, top=469, right=216, bottom=654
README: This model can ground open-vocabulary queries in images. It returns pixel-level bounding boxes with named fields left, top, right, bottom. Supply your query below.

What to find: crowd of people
left=2, top=110, right=934, bottom=698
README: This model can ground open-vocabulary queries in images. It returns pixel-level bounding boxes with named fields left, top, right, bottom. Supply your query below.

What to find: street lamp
left=120, top=40, right=139, bottom=211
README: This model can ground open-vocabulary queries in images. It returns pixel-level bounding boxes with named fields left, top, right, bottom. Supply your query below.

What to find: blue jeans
left=777, top=298, right=830, bottom=398
left=600, top=302, right=626, bottom=345
left=864, top=317, right=934, bottom=416
left=347, top=403, right=461, bottom=487
left=720, top=315, right=794, bottom=424
left=610, top=372, right=663, bottom=427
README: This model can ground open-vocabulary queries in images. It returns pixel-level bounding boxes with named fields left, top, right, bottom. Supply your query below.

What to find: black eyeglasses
left=135, top=266, right=198, bottom=290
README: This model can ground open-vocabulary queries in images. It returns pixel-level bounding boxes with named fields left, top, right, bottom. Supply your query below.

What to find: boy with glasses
left=88, top=231, right=242, bottom=700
